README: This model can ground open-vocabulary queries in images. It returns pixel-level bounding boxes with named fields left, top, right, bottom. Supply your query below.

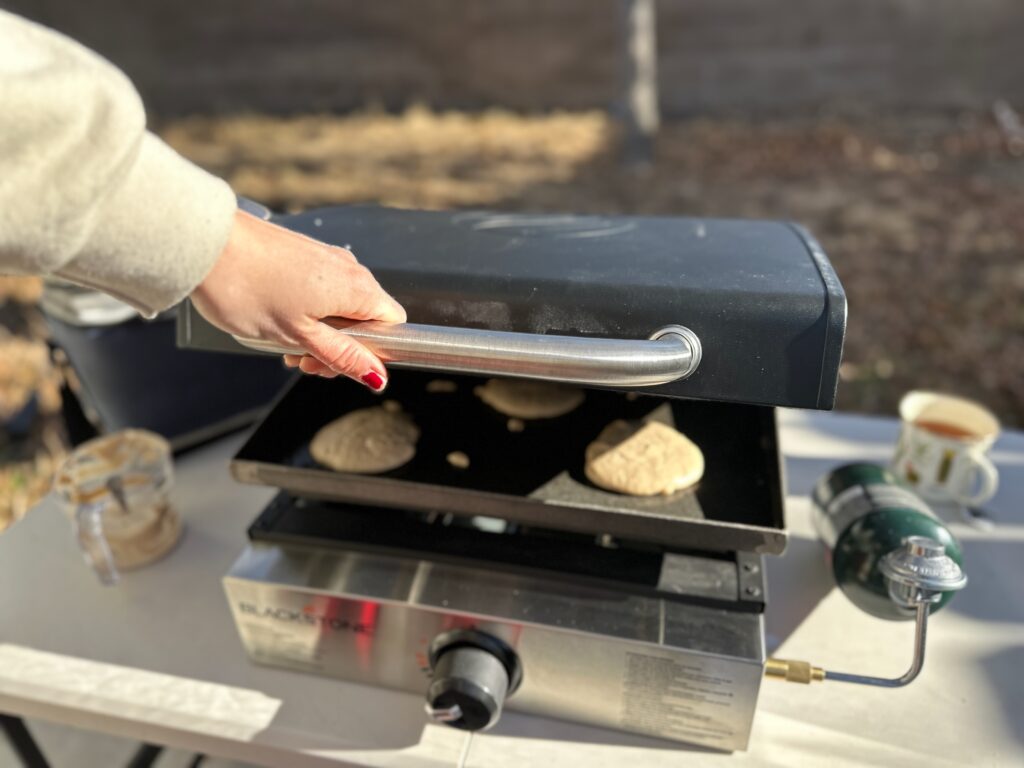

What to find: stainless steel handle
left=233, top=321, right=701, bottom=387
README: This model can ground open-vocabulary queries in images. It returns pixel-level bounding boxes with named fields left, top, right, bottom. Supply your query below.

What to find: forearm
left=0, top=10, right=236, bottom=316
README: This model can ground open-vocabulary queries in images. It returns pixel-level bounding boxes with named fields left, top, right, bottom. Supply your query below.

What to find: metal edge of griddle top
left=230, top=459, right=789, bottom=555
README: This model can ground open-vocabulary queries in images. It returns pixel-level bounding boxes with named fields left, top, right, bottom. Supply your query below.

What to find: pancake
left=426, top=379, right=458, bottom=394
left=446, top=451, right=471, bottom=469
left=474, top=378, right=584, bottom=420
left=585, top=419, right=704, bottom=496
left=310, top=406, right=420, bottom=474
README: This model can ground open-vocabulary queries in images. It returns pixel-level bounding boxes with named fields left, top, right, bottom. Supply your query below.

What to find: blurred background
left=2, top=0, right=1023, bottom=530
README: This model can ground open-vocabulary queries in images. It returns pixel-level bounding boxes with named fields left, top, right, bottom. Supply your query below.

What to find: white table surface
left=1, top=409, right=1022, bottom=768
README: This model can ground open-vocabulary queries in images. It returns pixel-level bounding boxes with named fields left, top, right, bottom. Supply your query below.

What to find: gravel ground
left=2, top=108, right=1022, bottom=530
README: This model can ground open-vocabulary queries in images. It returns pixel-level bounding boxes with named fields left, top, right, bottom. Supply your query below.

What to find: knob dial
left=426, top=630, right=522, bottom=732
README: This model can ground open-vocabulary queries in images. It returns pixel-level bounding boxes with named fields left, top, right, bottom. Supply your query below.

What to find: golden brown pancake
left=585, top=420, right=704, bottom=496
left=474, top=378, right=584, bottom=419
left=310, top=407, right=420, bottom=474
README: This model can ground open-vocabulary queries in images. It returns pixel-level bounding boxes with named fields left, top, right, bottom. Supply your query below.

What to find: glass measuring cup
left=53, top=429, right=181, bottom=584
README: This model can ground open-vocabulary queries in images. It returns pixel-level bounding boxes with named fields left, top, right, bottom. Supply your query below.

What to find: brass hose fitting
left=764, top=658, right=825, bottom=684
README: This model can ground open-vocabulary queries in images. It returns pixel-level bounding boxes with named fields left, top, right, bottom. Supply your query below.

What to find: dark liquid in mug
left=914, top=419, right=978, bottom=440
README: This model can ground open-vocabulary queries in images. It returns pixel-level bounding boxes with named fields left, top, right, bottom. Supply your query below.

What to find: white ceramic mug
left=892, top=391, right=1000, bottom=507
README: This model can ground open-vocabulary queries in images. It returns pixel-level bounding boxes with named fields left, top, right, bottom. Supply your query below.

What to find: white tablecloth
left=1, top=409, right=1021, bottom=767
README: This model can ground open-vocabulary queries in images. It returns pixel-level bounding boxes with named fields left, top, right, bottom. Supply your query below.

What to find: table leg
left=124, top=743, right=163, bottom=768
left=0, top=714, right=50, bottom=768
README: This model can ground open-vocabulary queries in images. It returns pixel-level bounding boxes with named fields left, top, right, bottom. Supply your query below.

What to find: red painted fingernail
left=361, top=371, right=386, bottom=391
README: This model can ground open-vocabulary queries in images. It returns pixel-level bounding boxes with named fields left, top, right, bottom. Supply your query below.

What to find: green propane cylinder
left=811, top=463, right=964, bottom=620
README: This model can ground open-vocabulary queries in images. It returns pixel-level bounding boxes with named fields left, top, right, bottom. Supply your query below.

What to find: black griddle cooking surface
left=233, top=372, right=786, bottom=554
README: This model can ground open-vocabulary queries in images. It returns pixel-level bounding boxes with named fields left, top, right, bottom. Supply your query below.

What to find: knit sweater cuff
left=57, top=132, right=236, bottom=318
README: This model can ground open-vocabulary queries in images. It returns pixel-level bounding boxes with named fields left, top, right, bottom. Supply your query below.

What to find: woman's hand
left=191, top=210, right=406, bottom=391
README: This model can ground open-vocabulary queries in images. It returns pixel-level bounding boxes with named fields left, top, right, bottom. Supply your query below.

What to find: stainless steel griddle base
left=225, top=539, right=766, bottom=751
left=232, top=372, right=787, bottom=554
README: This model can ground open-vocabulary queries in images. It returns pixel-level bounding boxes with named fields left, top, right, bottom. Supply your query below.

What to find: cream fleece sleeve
left=0, top=10, right=237, bottom=317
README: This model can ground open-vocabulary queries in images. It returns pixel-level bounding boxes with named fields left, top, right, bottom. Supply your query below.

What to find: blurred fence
left=6, top=0, right=1024, bottom=117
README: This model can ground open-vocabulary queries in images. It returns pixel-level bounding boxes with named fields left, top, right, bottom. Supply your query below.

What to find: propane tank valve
left=766, top=535, right=967, bottom=688
left=767, top=462, right=971, bottom=690
left=879, top=536, right=968, bottom=611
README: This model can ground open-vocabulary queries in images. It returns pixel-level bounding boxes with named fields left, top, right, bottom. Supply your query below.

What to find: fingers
left=375, top=290, right=407, bottom=324
left=299, top=356, right=340, bottom=378
left=335, top=262, right=407, bottom=325
left=283, top=354, right=338, bottom=379
left=296, top=321, right=389, bottom=392
left=285, top=224, right=408, bottom=325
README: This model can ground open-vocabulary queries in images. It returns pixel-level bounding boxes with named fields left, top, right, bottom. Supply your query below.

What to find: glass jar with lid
left=53, top=429, right=181, bottom=584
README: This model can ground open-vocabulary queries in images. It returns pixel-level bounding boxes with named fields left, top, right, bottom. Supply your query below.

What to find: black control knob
left=426, top=630, right=522, bottom=732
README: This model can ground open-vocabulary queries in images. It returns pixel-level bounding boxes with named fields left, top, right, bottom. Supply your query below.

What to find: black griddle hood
left=178, top=206, right=845, bottom=410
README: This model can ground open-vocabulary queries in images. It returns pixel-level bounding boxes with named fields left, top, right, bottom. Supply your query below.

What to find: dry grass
left=160, top=107, right=609, bottom=210
left=0, top=280, right=66, bottom=531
